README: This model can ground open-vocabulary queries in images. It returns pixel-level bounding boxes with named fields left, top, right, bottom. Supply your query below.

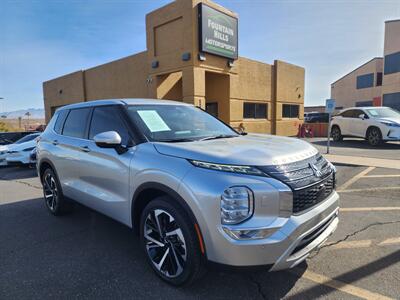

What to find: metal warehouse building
left=43, top=0, right=305, bottom=136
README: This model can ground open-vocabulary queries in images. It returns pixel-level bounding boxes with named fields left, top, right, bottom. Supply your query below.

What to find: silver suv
left=37, top=99, right=339, bottom=286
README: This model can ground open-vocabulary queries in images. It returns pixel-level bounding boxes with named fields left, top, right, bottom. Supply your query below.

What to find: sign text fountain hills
left=199, top=3, right=238, bottom=60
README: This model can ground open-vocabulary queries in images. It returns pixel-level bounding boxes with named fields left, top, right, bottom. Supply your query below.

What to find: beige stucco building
left=43, top=0, right=305, bottom=136
left=331, top=19, right=400, bottom=111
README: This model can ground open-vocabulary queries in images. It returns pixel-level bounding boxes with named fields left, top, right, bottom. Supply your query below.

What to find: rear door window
left=342, top=110, right=355, bottom=118
left=62, top=108, right=91, bottom=139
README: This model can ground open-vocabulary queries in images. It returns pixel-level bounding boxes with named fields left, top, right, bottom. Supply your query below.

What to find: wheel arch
left=366, top=125, right=381, bottom=135
left=38, top=158, right=58, bottom=183
left=131, top=182, right=206, bottom=254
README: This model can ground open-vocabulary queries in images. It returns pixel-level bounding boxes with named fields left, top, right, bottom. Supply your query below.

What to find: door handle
left=79, top=146, right=91, bottom=153
left=52, top=140, right=59, bottom=145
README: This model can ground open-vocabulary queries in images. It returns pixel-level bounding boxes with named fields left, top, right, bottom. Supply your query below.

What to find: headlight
left=23, top=147, right=35, bottom=152
left=221, top=186, right=253, bottom=225
left=380, top=121, right=400, bottom=128
left=189, top=160, right=265, bottom=176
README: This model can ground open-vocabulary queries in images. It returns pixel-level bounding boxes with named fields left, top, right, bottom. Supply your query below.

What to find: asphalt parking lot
left=305, top=137, right=400, bottom=160
left=1, top=165, right=399, bottom=299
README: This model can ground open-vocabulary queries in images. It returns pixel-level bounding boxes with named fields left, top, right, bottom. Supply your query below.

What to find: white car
left=0, top=145, right=9, bottom=166
left=331, top=106, right=400, bottom=146
left=5, top=133, right=41, bottom=166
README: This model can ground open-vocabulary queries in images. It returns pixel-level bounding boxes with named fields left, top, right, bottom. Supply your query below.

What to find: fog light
left=221, top=186, right=253, bottom=225
left=222, top=227, right=277, bottom=240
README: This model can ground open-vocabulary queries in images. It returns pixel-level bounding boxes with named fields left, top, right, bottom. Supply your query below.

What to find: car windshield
left=126, top=104, right=238, bottom=142
left=14, top=133, right=39, bottom=144
left=365, top=107, right=400, bottom=119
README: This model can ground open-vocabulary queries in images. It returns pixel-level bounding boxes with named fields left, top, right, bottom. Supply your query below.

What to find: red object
left=373, top=97, right=382, bottom=107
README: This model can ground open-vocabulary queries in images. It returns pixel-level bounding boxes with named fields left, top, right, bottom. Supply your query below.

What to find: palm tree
left=25, top=111, right=31, bottom=128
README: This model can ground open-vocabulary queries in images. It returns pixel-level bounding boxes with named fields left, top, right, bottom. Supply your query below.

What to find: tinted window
left=62, top=108, right=91, bottom=139
left=356, top=73, right=374, bottom=89
left=89, top=106, right=130, bottom=145
left=14, top=133, right=40, bottom=144
left=384, top=51, right=400, bottom=75
left=243, top=103, right=267, bottom=119
left=342, top=110, right=355, bottom=118
left=282, top=104, right=299, bottom=118
left=54, top=110, right=69, bottom=134
left=376, top=72, right=383, bottom=86
left=206, top=103, right=218, bottom=118
left=383, top=92, right=400, bottom=111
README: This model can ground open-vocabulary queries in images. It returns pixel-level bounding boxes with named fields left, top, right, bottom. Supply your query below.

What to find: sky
left=0, top=0, right=399, bottom=112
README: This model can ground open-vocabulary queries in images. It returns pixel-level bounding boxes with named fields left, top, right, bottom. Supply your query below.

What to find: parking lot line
left=300, top=270, right=394, bottom=300
left=330, top=238, right=400, bottom=249
left=378, top=237, right=400, bottom=246
left=331, top=240, right=372, bottom=249
left=340, top=207, right=400, bottom=212
left=337, top=167, right=375, bottom=191
left=339, top=187, right=400, bottom=193
left=363, top=175, right=400, bottom=178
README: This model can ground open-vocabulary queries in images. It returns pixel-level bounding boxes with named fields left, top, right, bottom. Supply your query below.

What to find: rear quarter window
left=53, top=110, right=69, bottom=134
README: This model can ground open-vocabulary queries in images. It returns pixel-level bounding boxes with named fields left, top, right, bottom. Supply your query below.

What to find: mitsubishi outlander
left=37, top=99, right=339, bottom=286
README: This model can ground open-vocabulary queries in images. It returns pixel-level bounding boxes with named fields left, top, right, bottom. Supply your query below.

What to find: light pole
left=0, top=97, right=4, bottom=115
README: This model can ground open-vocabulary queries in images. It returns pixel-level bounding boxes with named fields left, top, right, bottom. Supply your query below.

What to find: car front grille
left=292, top=173, right=334, bottom=213
left=258, top=153, right=335, bottom=214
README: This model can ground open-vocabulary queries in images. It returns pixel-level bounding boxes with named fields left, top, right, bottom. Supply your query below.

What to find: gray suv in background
left=37, top=99, right=339, bottom=286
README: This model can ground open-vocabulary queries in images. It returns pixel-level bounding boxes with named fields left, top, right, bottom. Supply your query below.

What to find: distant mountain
left=0, top=108, right=44, bottom=119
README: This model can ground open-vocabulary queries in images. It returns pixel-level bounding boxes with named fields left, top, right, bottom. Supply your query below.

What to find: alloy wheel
left=44, top=173, right=58, bottom=212
left=368, top=129, right=380, bottom=146
left=144, top=209, right=187, bottom=278
left=332, top=128, right=340, bottom=141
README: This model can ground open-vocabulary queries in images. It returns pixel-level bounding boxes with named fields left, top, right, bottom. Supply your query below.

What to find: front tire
left=42, top=168, right=71, bottom=215
left=331, top=126, right=343, bottom=142
left=367, top=127, right=382, bottom=146
left=140, top=196, right=205, bottom=286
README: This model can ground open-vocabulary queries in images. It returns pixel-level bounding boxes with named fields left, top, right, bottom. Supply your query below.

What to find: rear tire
left=367, top=127, right=382, bottom=146
left=331, top=126, right=342, bottom=142
left=41, top=168, right=72, bottom=215
left=140, top=196, right=206, bottom=286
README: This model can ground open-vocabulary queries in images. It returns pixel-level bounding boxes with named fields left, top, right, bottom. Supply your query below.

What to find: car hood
left=7, top=140, right=36, bottom=152
left=377, top=117, right=400, bottom=124
left=153, top=134, right=318, bottom=166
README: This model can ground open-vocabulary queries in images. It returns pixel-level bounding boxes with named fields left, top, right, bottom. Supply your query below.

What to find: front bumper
left=180, top=166, right=339, bottom=269
left=211, top=192, right=339, bottom=268
left=6, top=152, right=32, bottom=165
left=383, top=127, right=400, bottom=141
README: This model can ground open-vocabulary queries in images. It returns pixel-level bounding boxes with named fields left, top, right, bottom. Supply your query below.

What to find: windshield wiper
left=157, top=138, right=197, bottom=143
left=198, top=134, right=238, bottom=141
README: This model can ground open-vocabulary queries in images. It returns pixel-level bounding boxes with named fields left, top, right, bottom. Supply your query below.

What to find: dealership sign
left=198, top=3, right=238, bottom=60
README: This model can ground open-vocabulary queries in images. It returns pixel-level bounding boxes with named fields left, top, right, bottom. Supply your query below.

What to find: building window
left=383, top=92, right=400, bottom=111
left=376, top=72, right=383, bottom=86
left=356, top=73, right=374, bottom=89
left=206, top=102, right=218, bottom=118
left=355, top=100, right=373, bottom=107
left=282, top=104, right=299, bottom=118
left=384, top=51, right=400, bottom=75
left=243, top=103, right=267, bottom=119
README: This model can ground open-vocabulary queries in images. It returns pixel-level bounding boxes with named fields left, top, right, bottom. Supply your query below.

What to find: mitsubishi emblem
left=309, top=163, right=322, bottom=177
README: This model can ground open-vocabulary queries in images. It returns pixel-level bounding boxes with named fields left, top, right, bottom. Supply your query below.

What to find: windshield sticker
left=368, top=110, right=379, bottom=116
left=137, top=110, right=171, bottom=132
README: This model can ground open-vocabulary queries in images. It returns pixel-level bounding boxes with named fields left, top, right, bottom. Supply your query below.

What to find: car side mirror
left=358, top=114, right=366, bottom=119
left=94, top=131, right=122, bottom=148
